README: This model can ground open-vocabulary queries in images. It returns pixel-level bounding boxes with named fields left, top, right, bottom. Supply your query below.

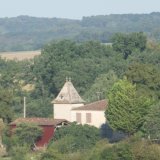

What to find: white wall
left=53, top=103, right=84, bottom=121
left=71, top=110, right=106, bottom=128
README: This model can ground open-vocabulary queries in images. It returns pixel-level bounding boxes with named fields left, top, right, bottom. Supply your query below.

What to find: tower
left=52, top=78, right=84, bottom=121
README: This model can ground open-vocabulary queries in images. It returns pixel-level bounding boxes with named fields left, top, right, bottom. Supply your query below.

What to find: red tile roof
left=10, top=118, right=69, bottom=126
left=72, top=99, right=107, bottom=111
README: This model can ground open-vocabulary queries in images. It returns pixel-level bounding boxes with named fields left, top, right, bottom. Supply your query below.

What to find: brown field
left=0, top=50, right=41, bottom=61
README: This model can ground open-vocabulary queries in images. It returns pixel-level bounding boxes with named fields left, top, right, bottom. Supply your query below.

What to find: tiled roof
left=72, top=99, right=107, bottom=111
left=10, top=118, right=69, bottom=126
left=52, top=80, right=85, bottom=104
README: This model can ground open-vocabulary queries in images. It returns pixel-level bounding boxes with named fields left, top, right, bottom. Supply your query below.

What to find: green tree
left=112, top=32, right=147, bottom=59
left=10, top=145, right=29, bottom=160
left=143, top=102, right=160, bottom=140
left=84, top=70, right=118, bottom=102
left=105, top=78, right=152, bottom=135
left=14, top=123, right=43, bottom=148
left=0, top=87, right=14, bottom=123
left=100, top=142, right=133, bottom=160
left=33, top=40, right=112, bottom=96
left=26, top=97, right=53, bottom=117
left=40, top=148, right=63, bottom=160
left=125, top=63, right=160, bottom=100
left=52, top=123, right=100, bottom=152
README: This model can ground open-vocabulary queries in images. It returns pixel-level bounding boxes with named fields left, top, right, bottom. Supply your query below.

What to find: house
left=52, top=78, right=108, bottom=128
left=71, top=100, right=107, bottom=128
left=9, top=118, right=69, bottom=147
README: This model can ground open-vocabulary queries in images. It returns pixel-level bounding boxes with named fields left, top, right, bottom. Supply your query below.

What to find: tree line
left=1, top=12, right=160, bottom=51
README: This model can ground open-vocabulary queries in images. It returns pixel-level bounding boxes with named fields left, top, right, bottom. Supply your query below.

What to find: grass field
left=0, top=50, right=41, bottom=61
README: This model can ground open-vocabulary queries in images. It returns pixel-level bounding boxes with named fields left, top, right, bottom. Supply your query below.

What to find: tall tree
left=143, top=102, right=160, bottom=140
left=0, top=119, right=4, bottom=147
left=0, top=87, right=14, bottom=123
left=125, top=63, right=160, bottom=100
left=84, top=70, right=118, bottom=102
left=112, top=32, right=147, bottom=59
left=105, top=78, right=152, bottom=135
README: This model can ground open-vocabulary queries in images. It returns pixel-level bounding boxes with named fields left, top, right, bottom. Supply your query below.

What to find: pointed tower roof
left=52, top=78, right=85, bottom=104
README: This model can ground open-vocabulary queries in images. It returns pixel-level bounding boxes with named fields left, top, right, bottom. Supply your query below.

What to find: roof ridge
left=72, top=99, right=107, bottom=111
left=10, top=117, right=69, bottom=126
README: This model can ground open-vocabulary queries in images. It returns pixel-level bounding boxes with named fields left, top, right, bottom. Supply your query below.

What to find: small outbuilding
left=10, top=118, right=69, bottom=147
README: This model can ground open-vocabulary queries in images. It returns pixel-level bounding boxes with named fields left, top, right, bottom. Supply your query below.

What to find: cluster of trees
left=2, top=123, right=43, bottom=160
left=1, top=12, right=160, bottom=51
left=40, top=125, right=160, bottom=160
left=112, top=32, right=147, bottom=59
left=87, top=137, right=160, bottom=160
left=0, top=32, right=159, bottom=120
left=0, top=32, right=159, bottom=159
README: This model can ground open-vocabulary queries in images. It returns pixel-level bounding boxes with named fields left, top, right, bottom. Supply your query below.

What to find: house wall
left=53, top=103, right=84, bottom=121
left=71, top=110, right=106, bottom=128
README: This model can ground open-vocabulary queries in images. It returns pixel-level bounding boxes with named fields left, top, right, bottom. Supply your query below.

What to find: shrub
left=10, top=145, right=29, bottom=160
left=131, top=140, right=160, bottom=160
left=14, top=123, right=43, bottom=148
left=52, top=123, right=100, bottom=152
left=40, top=148, right=63, bottom=160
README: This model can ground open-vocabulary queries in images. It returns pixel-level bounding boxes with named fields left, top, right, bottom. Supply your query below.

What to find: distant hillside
left=0, top=12, right=160, bottom=51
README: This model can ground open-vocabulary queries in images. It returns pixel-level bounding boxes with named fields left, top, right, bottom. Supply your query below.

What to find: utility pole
left=96, top=92, right=101, bottom=100
left=23, top=97, right=26, bottom=118
left=96, top=91, right=104, bottom=101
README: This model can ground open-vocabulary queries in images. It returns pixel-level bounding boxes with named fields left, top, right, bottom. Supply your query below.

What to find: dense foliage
left=143, top=102, right=160, bottom=140
left=0, top=36, right=159, bottom=119
left=87, top=137, right=160, bottom=160
left=40, top=136, right=160, bottom=160
left=126, top=63, right=160, bottom=100
left=52, top=123, right=100, bottom=152
left=0, top=30, right=159, bottom=159
left=14, top=123, right=43, bottom=148
left=105, top=78, right=152, bottom=135
left=0, top=87, right=13, bottom=123
left=112, top=32, right=147, bottom=59
left=32, top=40, right=115, bottom=97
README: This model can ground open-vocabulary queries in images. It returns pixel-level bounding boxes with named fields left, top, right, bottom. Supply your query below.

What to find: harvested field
left=0, top=50, right=41, bottom=61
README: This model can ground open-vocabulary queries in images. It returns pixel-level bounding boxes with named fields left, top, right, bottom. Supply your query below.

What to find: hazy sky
left=0, top=0, right=160, bottom=19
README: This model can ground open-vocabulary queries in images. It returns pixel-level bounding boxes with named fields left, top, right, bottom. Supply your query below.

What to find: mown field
left=0, top=50, right=41, bottom=61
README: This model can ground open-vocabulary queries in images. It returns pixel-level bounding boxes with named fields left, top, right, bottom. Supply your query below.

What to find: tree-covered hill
left=1, top=12, right=160, bottom=51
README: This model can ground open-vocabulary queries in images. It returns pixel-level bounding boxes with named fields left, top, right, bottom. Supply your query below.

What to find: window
left=60, top=94, right=64, bottom=99
left=76, top=113, right=81, bottom=123
left=86, top=113, right=91, bottom=123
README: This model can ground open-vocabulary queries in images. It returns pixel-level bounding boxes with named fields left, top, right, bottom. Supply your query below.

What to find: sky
left=0, top=0, right=160, bottom=19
